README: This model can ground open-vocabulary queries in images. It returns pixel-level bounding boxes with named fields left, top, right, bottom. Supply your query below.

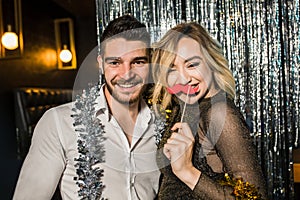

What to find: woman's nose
left=177, top=68, right=191, bottom=85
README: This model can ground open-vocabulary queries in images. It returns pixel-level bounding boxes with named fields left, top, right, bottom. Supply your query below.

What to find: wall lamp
left=54, top=18, right=77, bottom=70
left=0, top=0, right=23, bottom=58
left=1, top=24, right=18, bottom=50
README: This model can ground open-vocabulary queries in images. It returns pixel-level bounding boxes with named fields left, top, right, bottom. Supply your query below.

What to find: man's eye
left=132, top=60, right=146, bottom=66
left=109, top=61, right=119, bottom=65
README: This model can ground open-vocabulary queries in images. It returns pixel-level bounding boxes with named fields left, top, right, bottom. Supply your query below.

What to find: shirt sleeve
left=13, top=108, right=66, bottom=200
left=192, top=101, right=267, bottom=199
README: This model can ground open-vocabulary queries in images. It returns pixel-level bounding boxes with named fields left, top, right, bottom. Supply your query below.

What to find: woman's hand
left=163, top=122, right=201, bottom=189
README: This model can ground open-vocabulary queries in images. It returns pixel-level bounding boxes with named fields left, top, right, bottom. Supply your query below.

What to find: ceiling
left=51, top=0, right=96, bottom=17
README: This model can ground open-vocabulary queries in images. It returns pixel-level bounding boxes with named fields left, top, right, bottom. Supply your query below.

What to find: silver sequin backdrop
left=95, top=0, right=300, bottom=199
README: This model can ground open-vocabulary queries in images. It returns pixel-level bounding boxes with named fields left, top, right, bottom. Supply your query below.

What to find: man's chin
left=112, top=94, right=140, bottom=105
left=112, top=89, right=142, bottom=104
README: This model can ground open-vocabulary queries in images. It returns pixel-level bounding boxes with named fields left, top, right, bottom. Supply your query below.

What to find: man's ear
left=97, top=55, right=104, bottom=74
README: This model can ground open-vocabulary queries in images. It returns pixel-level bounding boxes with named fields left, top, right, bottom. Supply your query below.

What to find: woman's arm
left=192, top=102, right=267, bottom=199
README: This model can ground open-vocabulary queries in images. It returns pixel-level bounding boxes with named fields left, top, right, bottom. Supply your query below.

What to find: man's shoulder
left=50, top=101, right=73, bottom=110
left=44, top=101, right=75, bottom=118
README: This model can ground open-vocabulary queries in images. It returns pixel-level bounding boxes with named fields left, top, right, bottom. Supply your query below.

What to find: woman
left=151, top=22, right=267, bottom=199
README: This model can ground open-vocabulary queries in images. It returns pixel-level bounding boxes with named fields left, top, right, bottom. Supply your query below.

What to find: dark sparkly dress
left=156, top=91, right=267, bottom=200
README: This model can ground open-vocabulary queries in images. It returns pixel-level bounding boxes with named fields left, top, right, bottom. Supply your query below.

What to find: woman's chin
left=177, top=92, right=201, bottom=104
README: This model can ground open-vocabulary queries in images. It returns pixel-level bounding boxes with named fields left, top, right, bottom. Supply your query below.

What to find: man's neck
left=104, top=87, right=140, bottom=146
left=110, top=99, right=140, bottom=123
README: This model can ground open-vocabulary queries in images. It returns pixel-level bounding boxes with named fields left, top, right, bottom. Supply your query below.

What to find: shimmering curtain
left=95, top=0, right=300, bottom=199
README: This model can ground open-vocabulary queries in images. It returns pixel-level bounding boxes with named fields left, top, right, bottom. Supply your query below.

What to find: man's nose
left=119, top=62, right=134, bottom=79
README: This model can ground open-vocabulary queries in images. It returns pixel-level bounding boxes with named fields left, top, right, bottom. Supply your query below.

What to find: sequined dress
left=156, top=91, right=267, bottom=200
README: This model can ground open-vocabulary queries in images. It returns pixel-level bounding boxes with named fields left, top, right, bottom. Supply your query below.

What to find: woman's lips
left=166, top=84, right=199, bottom=94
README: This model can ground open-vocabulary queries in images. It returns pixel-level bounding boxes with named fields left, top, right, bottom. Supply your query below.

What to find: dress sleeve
left=192, top=101, right=267, bottom=199
left=13, top=108, right=66, bottom=200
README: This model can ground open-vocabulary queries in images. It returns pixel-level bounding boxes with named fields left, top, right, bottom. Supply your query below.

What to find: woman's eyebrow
left=185, top=56, right=202, bottom=63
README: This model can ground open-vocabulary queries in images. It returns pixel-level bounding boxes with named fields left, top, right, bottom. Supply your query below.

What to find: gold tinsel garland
left=219, top=173, right=264, bottom=200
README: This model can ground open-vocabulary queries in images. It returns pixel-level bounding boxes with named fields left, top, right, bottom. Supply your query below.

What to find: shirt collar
left=138, top=97, right=153, bottom=125
left=94, top=84, right=110, bottom=121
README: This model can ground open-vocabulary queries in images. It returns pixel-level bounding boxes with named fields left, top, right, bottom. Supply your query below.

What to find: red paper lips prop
left=166, top=84, right=198, bottom=94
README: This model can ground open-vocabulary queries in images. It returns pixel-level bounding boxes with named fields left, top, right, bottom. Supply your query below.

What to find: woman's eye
left=187, top=62, right=200, bottom=68
left=167, top=68, right=176, bottom=74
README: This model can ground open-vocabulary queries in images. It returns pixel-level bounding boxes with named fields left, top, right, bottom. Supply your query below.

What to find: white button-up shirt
left=13, top=86, right=160, bottom=200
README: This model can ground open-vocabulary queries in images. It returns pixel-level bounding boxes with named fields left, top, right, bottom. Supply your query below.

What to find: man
left=13, top=15, right=160, bottom=200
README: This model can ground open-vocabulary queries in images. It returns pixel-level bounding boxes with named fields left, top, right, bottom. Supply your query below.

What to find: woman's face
left=166, top=37, right=217, bottom=104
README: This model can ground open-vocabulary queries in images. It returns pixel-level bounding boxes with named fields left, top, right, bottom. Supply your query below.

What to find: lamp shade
left=1, top=31, right=19, bottom=50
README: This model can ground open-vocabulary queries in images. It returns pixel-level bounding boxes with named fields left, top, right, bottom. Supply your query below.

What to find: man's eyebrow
left=185, top=56, right=202, bottom=63
left=133, top=56, right=149, bottom=61
left=104, top=57, right=121, bottom=62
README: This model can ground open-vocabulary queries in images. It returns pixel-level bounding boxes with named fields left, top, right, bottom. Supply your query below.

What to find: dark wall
left=0, top=0, right=97, bottom=198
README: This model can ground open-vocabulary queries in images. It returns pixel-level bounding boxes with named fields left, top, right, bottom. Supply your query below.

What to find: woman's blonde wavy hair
left=151, top=22, right=235, bottom=109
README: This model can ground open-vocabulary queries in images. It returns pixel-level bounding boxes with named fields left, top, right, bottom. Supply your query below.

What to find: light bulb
left=1, top=25, right=18, bottom=50
left=59, top=45, right=72, bottom=63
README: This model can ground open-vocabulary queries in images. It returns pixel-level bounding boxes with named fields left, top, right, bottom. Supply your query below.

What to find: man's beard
left=106, top=80, right=145, bottom=105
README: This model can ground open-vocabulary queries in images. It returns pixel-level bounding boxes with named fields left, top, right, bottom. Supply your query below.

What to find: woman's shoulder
left=199, top=91, right=234, bottom=112
left=199, top=91, right=245, bottom=125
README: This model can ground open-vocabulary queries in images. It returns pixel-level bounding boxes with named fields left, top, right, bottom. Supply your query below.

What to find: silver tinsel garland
left=71, top=83, right=167, bottom=199
left=95, top=0, right=300, bottom=199
left=72, top=83, right=106, bottom=200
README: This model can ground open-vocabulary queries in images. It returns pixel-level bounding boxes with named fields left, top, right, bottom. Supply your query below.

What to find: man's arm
left=13, top=108, right=66, bottom=199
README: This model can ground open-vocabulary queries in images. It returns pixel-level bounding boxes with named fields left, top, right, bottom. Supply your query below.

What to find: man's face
left=99, top=38, right=149, bottom=104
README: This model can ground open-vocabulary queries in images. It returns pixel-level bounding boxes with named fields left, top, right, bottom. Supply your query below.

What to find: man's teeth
left=118, top=83, right=136, bottom=88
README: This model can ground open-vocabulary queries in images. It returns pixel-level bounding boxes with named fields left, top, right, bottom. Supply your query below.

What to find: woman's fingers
left=163, top=134, right=193, bottom=161
left=163, top=122, right=195, bottom=161
left=163, top=145, right=171, bottom=160
left=163, top=142, right=182, bottom=161
left=171, top=122, right=194, bottom=141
